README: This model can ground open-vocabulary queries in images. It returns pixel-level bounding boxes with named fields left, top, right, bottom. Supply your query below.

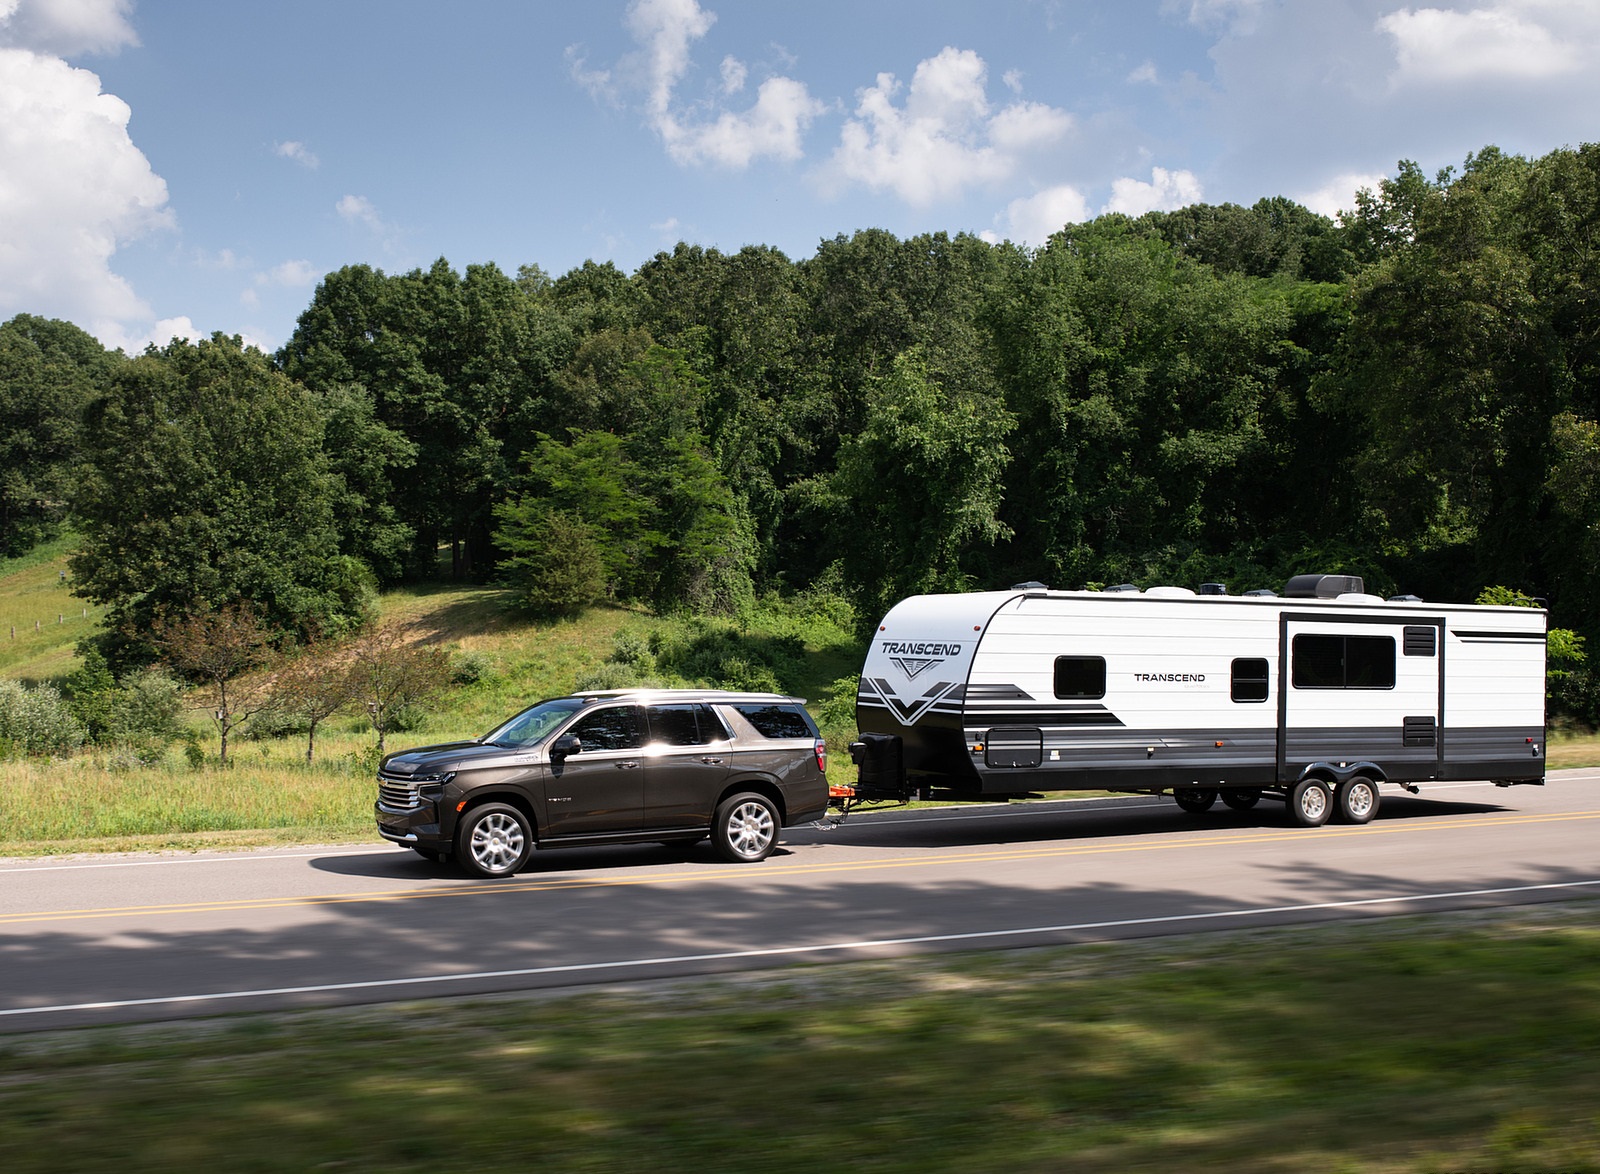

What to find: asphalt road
left=3, top=770, right=1598, bottom=1032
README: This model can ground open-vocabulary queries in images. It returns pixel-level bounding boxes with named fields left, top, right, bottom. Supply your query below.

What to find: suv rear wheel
left=712, top=792, right=779, bottom=862
left=456, top=802, right=534, bottom=878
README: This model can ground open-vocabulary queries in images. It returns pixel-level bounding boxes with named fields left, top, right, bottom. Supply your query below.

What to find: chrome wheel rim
left=469, top=812, right=526, bottom=874
left=1300, top=784, right=1328, bottom=821
left=726, top=801, right=775, bottom=858
left=1345, top=783, right=1375, bottom=819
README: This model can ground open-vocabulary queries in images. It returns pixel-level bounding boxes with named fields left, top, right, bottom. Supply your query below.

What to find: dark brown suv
left=375, top=689, right=829, bottom=877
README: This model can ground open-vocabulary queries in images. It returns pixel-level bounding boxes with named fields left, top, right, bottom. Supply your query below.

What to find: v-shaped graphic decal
left=890, top=656, right=943, bottom=680
left=866, top=677, right=961, bottom=726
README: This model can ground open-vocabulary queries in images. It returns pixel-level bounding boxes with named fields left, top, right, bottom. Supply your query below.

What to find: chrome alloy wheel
left=725, top=799, right=776, bottom=859
left=469, top=810, right=527, bottom=875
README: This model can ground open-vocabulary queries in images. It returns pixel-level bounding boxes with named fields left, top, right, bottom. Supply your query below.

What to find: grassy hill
left=0, top=535, right=107, bottom=683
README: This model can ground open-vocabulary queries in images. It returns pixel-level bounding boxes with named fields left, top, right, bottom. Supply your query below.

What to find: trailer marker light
left=1215, top=741, right=1224, bottom=748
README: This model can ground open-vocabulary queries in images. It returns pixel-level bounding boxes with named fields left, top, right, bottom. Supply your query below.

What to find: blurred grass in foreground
left=1, top=904, right=1597, bottom=1172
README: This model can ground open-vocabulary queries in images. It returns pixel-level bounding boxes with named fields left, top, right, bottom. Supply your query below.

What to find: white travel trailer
left=849, top=576, right=1547, bottom=826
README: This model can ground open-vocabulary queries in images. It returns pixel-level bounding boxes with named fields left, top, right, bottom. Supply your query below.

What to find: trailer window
left=1231, top=658, right=1270, bottom=702
left=1292, top=635, right=1396, bottom=689
left=1054, top=656, right=1106, bottom=699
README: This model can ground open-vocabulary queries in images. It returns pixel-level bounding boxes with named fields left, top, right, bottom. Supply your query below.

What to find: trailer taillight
left=815, top=738, right=827, bottom=772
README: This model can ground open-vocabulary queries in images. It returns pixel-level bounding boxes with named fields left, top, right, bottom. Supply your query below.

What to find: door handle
left=700, top=756, right=724, bottom=765
left=616, top=760, right=639, bottom=769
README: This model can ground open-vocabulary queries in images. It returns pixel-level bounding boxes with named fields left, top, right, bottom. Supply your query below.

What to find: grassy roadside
left=2, top=903, right=1598, bottom=1172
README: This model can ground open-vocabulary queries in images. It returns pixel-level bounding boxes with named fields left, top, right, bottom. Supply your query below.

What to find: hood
left=380, top=741, right=521, bottom=775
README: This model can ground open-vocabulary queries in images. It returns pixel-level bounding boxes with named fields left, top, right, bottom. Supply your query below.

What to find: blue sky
left=4, top=0, right=1599, bottom=353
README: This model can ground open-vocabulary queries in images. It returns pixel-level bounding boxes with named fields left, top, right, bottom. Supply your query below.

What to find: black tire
left=455, top=802, right=534, bottom=878
left=1221, top=788, right=1261, bottom=811
left=712, top=791, right=780, bottom=863
left=1173, top=787, right=1219, bottom=814
left=1289, top=778, right=1332, bottom=827
left=1336, top=776, right=1380, bottom=825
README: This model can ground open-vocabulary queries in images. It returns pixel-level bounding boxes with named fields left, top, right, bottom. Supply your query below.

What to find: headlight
left=416, top=772, right=456, bottom=799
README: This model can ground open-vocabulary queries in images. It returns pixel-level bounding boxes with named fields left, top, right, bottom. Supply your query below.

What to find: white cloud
left=0, top=46, right=172, bottom=345
left=1378, top=4, right=1584, bottom=84
left=0, top=0, right=136, bottom=56
left=1002, top=68, right=1024, bottom=94
left=1103, top=166, right=1204, bottom=215
left=256, top=259, right=319, bottom=287
left=337, top=194, right=385, bottom=231
left=579, top=0, right=823, bottom=169
left=1126, top=60, right=1159, bottom=84
left=1296, top=170, right=1391, bottom=219
left=990, top=185, right=1092, bottom=245
left=1178, top=0, right=1270, bottom=33
left=826, top=47, right=1074, bottom=206
left=274, top=139, right=318, bottom=168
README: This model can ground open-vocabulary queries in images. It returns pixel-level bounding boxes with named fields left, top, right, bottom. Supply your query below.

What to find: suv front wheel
left=456, top=802, right=534, bottom=878
left=712, top=792, right=780, bottom=863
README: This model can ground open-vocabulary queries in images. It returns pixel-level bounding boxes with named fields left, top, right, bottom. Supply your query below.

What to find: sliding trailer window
left=1291, top=634, right=1396, bottom=689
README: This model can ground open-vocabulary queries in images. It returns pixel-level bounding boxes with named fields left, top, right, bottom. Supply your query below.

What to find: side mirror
left=551, top=733, right=581, bottom=760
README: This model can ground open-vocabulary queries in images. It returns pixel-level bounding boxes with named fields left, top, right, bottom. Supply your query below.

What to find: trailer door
left=1279, top=615, right=1444, bottom=779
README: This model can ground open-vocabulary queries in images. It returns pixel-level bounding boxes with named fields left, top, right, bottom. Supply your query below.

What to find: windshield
left=480, top=697, right=586, bottom=748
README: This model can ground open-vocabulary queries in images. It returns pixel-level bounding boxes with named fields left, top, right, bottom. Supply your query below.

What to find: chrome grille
left=377, top=778, right=422, bottom=810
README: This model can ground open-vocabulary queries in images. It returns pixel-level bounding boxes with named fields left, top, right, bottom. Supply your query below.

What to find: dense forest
left=3, top=143, right=1597, bottom=716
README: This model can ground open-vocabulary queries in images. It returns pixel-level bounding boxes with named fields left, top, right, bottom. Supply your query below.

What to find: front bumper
left=374, top=799, right=448, bottom=848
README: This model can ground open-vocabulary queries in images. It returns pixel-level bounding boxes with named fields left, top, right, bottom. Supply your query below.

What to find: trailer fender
left=1296, top=761, right=1387, bottom=787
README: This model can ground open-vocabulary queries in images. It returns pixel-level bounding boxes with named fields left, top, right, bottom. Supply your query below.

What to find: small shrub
left=450, top=649, right=496, bottom=686
left=813, top=675, right=862, bottom=734
left=608, top=631, right=656, bottom=674
left=0, top=680, right=86, bottom=757
left=572, top=662, right=643, bottom=692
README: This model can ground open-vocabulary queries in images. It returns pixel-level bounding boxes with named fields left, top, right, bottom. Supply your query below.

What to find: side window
left=646, top=704, right=726, bottom=747
left=1292, top=635, right=1396, bottom=689
left=569, top=705, right=645, bottom=751
left=733, top=704, right=815, bottom=739
left=1054, top=656, right=1106, bottom=700
left=1230, top=658, right=1270, bottom=702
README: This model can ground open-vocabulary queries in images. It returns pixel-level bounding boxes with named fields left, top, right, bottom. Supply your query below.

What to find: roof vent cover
left=1284, top=573, right=1364, bottom=599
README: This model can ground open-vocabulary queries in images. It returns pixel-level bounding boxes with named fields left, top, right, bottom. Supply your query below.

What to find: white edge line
left=5, top=878, right=1598, bottom=1020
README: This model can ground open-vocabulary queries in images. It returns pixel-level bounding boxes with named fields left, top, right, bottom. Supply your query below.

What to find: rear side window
left=647, top=704, right=729, bottom=746
left=732, top=704, right=816, bottom=739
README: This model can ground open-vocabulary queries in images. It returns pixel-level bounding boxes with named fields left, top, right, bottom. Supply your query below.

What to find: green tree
left=493, top=505, right=607, bottom=618
left=0, top=315, right=116, bottom=555
left=268, top=639, right=356, bottom=765
left=345, top=623, right=450, bottom=756
left=153, top=602, right=278, bottom=766
left=830, top=349, right=1013, bottom=621
left=69, top=335, right=369, bottom=666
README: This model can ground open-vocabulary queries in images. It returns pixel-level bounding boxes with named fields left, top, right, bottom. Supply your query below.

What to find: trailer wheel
left=1288, top=778, right=1332, bottom=827
left=1336, top=776, right=1380, bottom=824
left=1173, top=788, right=1218, bottom=814
left=1221, top=789, right=1261, bottom=811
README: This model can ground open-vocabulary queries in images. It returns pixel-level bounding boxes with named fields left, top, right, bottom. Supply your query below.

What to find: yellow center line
left=5, top=807, right=1599, bottom=927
